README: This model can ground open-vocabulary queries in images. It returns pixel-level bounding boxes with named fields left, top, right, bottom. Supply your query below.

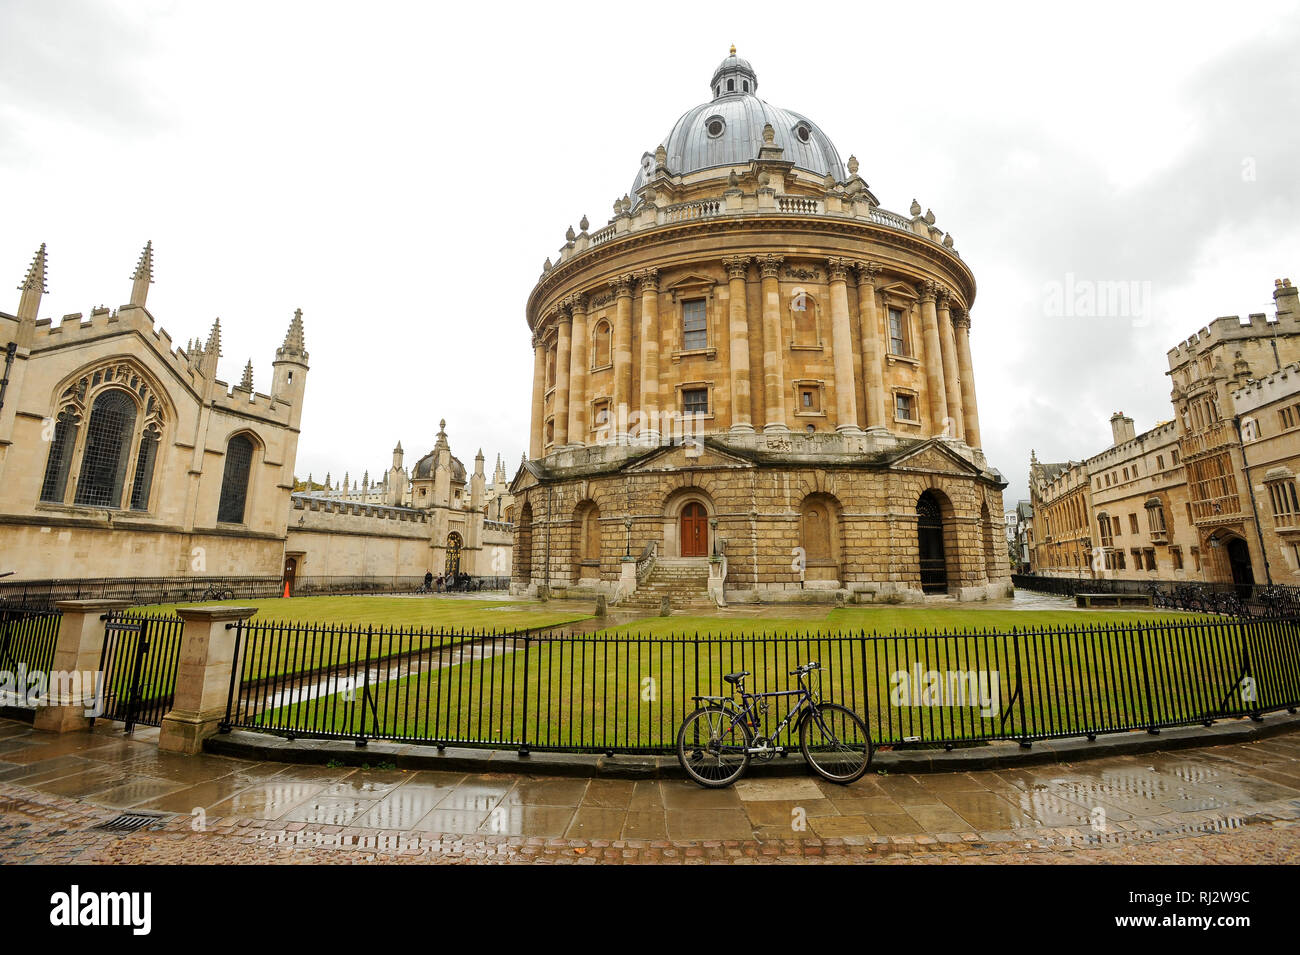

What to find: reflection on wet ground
left=1, top=717, right=1299, bottom=852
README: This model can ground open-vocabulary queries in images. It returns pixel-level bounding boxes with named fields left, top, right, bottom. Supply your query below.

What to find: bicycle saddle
left=723, top=671, right=750, bottom=685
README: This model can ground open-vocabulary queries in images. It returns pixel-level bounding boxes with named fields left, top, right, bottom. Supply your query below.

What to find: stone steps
left=621, top=561, right=714, bottom=610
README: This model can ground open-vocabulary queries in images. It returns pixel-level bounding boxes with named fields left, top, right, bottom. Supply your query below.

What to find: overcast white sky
left=3, top=0, right=1298, bottom=503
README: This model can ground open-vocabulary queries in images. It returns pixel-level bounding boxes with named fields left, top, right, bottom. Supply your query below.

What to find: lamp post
left=624, top=516, right=633, bottom=559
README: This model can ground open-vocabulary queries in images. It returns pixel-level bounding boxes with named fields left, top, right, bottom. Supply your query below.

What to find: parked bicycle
left=675, top=662, right=872, bottom=788
left=196, top=585, right=235, bottom=601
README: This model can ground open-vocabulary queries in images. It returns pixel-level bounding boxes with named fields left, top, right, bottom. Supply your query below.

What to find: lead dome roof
left=631, top=49, right=846, bottom=194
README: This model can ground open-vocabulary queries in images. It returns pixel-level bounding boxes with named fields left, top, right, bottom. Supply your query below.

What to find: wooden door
left=681, top=503, right=708, bottom=557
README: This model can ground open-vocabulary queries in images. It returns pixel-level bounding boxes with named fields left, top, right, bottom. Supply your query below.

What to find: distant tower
left=387, top=441, right=405, bottom=506
left=272, top=308, right=310, bottom=430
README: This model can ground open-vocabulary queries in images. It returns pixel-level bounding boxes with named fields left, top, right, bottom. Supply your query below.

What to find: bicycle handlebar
left=789, top=662, right=820, bottom=676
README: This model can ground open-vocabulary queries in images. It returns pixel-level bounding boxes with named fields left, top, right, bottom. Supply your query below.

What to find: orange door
left=681, top=503, right=708, bottom=557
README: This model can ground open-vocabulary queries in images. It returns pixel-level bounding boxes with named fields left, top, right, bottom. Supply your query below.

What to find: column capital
left=551, top=302, right=572, bottom=324
left=609, top=274, right=635, bottom=298
left=636, top=268, right=659, bottom=293
left=854, top=261, right=883, bottom=285
left=565, top=292, right=588, bottom=314
left=531, top=332, right=545, bottom=350
left=918, top=279, right=939, bottom=304
left=722, top=255, right=752, bottom=280
left=757, top=254, right=784, bottom=279
left=826, top=257, right=853, bottom=282
left=952, top=308, right=971, bottom=331
left=935, top=285, right=953, bottom=307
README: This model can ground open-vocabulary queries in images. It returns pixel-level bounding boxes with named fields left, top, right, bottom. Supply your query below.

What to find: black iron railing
left=96, top=611, right=186, bottom=730
left=220, top=616, right=1300, bottom=753
left=0, top=574, right=512, bottom=610
left=0, top=604, right=60, bottom=684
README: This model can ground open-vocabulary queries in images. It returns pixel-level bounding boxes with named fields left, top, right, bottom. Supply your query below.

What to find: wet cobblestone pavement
left=1, top=717, right=1298, bottom=864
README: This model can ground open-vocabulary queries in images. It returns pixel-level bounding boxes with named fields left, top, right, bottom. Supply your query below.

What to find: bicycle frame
left=691, top=673, right=821, bottom=754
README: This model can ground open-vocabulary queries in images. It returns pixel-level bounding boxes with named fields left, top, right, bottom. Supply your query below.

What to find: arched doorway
left=917, top=491, right=948, bottom=594
left=282, top=556, right=297, bottom=596
left=577, top=501, right=601, bottom=579
left=516, top=504, right=533, bottom=582
left=800, top=493, right=841, bottom=583
left=681, top=501, right=708, bottom=557
left=445, top=532, right=463, bottom=578
left=1225, top=536, right=1254, bottom=595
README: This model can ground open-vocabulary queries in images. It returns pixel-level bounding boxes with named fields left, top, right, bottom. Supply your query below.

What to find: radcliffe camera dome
left=631, top=47, right=846, bottom=194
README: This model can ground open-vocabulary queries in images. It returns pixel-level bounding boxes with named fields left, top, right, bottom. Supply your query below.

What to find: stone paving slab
left=0, top=716, right=1298, bottom=863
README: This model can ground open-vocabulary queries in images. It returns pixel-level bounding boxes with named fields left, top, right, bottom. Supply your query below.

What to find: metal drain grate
left=91, top=811, right=163, bottom=834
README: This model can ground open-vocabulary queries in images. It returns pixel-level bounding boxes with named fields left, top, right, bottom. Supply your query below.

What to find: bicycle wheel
left=800, top=703, right=872, bottom=784
left=676, top=706, right=752, bottom=788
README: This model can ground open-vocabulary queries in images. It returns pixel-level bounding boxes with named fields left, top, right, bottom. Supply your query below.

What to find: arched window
left=39, top=407, right=80, bottom=503
left=445, top=532, right=463, bottom=577
left=130, top=423, right=162, bottom=511
left=592, top=320, right=612, bottom=368
left=790, top=290, right=819, bottom=347
left=74, top=390, right=137, bottom=507
left=917, top=491, right=948, bottom=594
left=217, top=434, right=255, bottom=524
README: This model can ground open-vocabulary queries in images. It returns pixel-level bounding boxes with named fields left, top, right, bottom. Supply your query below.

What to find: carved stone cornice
left=826, top=256, right=852, bottom=283
left=609, top=274, right=635, bottom=298
left=722, top=255, right=752, bottom=280
left=757, top=254, right=784, bottom=279
left=918, top=280, right=939, bottom=304
left=636, top=268, right=660, bottom=294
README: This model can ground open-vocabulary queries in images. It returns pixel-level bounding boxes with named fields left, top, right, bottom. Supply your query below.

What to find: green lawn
left=252, top=607, right=1288, bottom=753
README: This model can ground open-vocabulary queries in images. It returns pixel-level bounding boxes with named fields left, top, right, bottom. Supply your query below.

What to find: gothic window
left=592, top=320, right=612, bottom=368
left=74, top=390, right=137, bottom=507
left=129, top=424, right=161, bottom=511
left=39, top=407, right=80, bottom=503
left=682, top=299, right=707, bottom=351
left=217, top=434, right=254, bottom=524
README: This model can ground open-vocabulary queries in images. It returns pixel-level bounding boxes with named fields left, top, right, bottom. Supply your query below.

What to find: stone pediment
left=623, top=440, right=754, bottom=473
left=509, top=463, right=542, bottom=494
left=887, top=441, right=981, bottom=476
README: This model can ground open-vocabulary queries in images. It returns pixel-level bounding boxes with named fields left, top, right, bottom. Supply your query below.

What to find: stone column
left=611, top=275, right=635, bottom=442
left=566, top=293, right=589, bottom=446
left=758, top=254, right=787, bottom=432
left=936, top=288, right=965, bottom=441
left=855, top=262, right=887, bottom=430
left=32, top=599, right=129, bottom=733
left=918, top=281, right=949, bottom=435
left=529, top=335, right=545, bottom=459
left=954, top=309, right=982, bottom=448
left=637, top=269, right=660, bottom=442
left=159, top=605, right=258, bottom=754
left=551, top=306, right=572, bottom=447
left=723, top=256, right=754, bottom=433
left=827, top=257, right=862, bottom=434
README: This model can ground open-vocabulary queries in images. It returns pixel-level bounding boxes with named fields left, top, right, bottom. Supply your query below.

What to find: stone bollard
left=659, top=596, right=671, bottom=616
left=158, top=605, right=257, bottom=755
left=594, top=594, right=608, bottom=618
left=33, top=599, right=130, bottom=734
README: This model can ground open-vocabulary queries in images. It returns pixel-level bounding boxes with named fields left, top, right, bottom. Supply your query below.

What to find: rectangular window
left=682, top=387, right=708, bottom=418
left=1280, top=407, right=1295, bottom=430
left=1129, top=513, right=1139, bottom=534
left=1192, top=547, right=1201, bottom=571
left=888, top=307, right=906, bottom=356
left=895, top=393, right=915, bottom=421
left=682, top=299, right=707, bottom=351
left=800, top=387, right=821, bottom=412
left=1156, top=454, right=1164, bottom=470
left=1172, top=449, right=1180, bottom=465
left=1171, top=546, right=1183, bottom=570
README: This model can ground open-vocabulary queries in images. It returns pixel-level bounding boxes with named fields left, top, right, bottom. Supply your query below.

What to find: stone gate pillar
left=158, top=605, right=258, bottom=755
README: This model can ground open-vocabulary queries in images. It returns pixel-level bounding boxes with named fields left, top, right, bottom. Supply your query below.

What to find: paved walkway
left=1, top=717, right=1298, bottom=864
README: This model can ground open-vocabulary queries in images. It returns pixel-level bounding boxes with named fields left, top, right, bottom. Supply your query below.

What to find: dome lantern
left=710, top=45, right=758, bottom=99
